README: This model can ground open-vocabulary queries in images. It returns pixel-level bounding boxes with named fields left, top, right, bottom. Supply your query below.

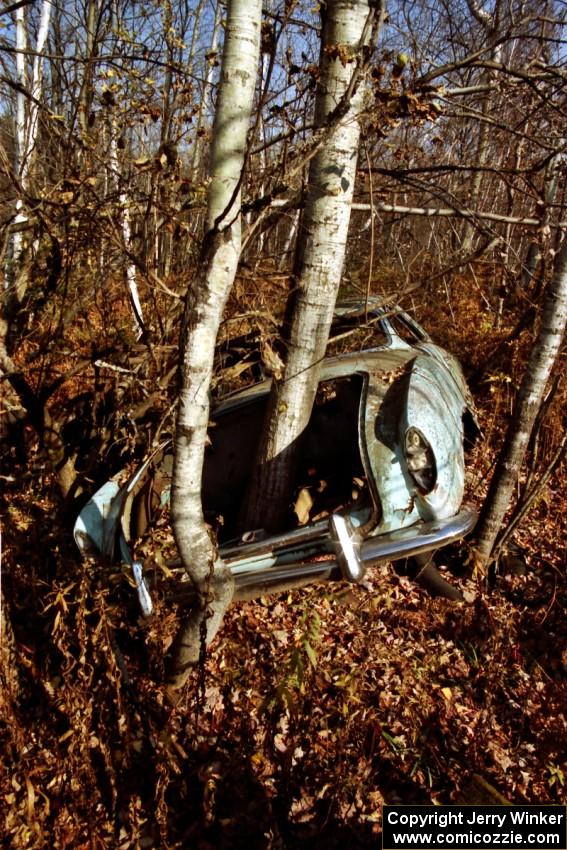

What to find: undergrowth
left=1, top=275, right=565, bottom=848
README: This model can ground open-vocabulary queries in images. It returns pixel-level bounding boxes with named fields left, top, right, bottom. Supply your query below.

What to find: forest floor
left=1, top=271, right=566, bottom=849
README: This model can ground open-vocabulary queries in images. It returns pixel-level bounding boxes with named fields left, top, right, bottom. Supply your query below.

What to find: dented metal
left=74, top=306, right=477, bottom=610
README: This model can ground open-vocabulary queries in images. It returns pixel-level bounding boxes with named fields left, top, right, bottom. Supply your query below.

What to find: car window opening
left=387, top=310, right=427, bottom=344
left=201, top=375, right=368, bottom=542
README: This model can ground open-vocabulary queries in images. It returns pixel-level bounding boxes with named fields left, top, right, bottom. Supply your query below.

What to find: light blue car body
left=74, top=306, right=477, bottom=612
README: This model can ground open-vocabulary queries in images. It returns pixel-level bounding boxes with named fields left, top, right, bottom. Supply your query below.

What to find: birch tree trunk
left=460, top=0, right=501, bottom=253
left=7, top=3, right=27, bottom=295
left=105, top=0, right=145, bottom=337
left=7, top=0, right=53, bottom=297
left=190, top=0, right=223, bottom=177
left=519, top=150, right=562, bottom=291
left=240, top=0, right=379, bottom=533
left=77, top=0, right=99, bottom=145
left=169, top=0, right=262, bottom=691
left=474, top=236, right=567, bottom=561
left=277, top=210, right=299, bottom=271
left=108, top=121, right=145, bottom=338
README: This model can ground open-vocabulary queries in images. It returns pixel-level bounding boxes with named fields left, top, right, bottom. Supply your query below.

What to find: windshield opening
left=202, top=375, right=368, bottom=542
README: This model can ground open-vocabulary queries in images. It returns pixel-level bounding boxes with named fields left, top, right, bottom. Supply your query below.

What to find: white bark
left=520, top=149, right=563, bottom=289
left=170, top=0, right=262, bottom=690
left=187, top=0, right=206, bottom=75
left=466, top=0, right=494, bottom=28
left=7, top=1, right=53, bottom=293
left=105, top=0, right=144, bottom=336
left=109, top=124, right=145, bottom=338
left=475, top=236, right=567, bottom=560
left=461, top=1, right=502, bottom=252
left=277, top=210, right=299, bottom=270
left=14, top=4, right=27, bottom=178
left=22, top=0, right=53, bottom=180
left=9, top=4, right=28, bottom=287
left=313, top=201, right=567, bottom=228
left=241, top=0, right=379, bottom=533
left=191, top=0, right=223, bottom=176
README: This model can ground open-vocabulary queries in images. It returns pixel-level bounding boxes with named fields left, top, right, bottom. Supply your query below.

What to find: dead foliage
left=1, top=273, right=566, bottom=848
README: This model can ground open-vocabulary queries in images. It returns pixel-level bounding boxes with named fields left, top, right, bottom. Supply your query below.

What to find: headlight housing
left=405, top=427, right=437, bottom=494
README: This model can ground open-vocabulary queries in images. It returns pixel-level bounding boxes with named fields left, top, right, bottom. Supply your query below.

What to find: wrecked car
left=74, top=304, right=478, bottom=614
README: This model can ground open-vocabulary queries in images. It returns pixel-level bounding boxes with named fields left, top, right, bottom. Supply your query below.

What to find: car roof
left=213, top=345, right=418, bottom=416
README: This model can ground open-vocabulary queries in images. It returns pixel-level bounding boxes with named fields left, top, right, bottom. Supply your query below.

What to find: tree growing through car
left=240, top=0, right=384, bottom=534
left=169, top=0, right=385, bottom=690
left=169, top=0, right=263, bottom=690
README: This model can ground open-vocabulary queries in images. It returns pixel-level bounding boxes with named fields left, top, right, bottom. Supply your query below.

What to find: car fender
left=401, top=354, right=466, bottom=521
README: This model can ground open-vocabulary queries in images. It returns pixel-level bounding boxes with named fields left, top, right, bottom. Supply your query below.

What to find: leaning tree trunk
left=169, top=0, right=262, bottom=691
left=240, top=0, right=379, bottom=534
left=474, top=236, right=567, bottom=561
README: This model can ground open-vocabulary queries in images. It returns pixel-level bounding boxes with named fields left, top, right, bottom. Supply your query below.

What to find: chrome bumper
left=75, top=476, right=476, bottom=609
left=226, top=508, right=477, bottom=590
